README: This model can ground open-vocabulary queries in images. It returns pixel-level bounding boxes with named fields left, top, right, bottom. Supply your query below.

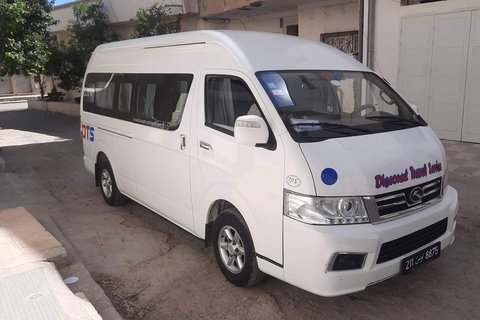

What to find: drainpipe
left=358, top=0, right=364, bottom=63
left=366, top=0, right=376, bottom=69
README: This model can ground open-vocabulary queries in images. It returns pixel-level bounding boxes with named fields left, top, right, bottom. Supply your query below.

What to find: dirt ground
left=0, top=109, right=479, bottom=320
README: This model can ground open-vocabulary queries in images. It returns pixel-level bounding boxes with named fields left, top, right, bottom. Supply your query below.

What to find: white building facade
left=9, top=0, right=477, bottom=143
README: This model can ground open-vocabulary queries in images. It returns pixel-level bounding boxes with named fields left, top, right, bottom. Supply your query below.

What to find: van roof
left=95, top=30, right=370, bottom=73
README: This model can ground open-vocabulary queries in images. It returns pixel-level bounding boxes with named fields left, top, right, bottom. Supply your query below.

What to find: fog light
left=330, top=253, right=366, bottom=271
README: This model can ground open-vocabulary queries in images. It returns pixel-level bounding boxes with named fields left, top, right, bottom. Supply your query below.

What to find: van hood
left=300, top=127, right=445, bottom=197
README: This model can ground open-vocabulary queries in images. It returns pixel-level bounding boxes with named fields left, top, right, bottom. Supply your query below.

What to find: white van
left=81, top=31, right=458, bottom=297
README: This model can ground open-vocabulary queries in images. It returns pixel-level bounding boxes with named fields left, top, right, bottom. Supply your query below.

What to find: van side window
left=205, top=75, right=262, bottom=135
left=83, top=73, right=116, bottom=113
left=116, top=74, right=135, bottom=114
left=133, top=74, right=194, bottom=131
left=118, top=83, right=133, bottom=113
left=83, top=73, right=193, bottom=129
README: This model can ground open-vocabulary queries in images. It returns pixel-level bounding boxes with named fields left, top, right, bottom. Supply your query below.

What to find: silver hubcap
left=218, top=225, right=245, bottom=274
left=101, top=169, right=113, bottom=199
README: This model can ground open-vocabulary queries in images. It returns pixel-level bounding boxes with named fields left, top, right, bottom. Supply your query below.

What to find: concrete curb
left=37, top=215, right=123, bottom=320
left=0, top=94, right=40, bottom=103
left=0, top=99, right=28, bottom=104
left=28, top=100, right=80, bottom=117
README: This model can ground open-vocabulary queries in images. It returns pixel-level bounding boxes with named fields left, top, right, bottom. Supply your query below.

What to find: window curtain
left=118, top=83, right=132, bottom=113
left=144, top=84, right=156, bottom=119
left=95, top=80, right=115, bottom=110
left=207, top=78, right=235, bottom=127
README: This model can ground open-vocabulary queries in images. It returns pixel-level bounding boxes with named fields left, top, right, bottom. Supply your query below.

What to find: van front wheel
left=99, top=161, right=127, bottom=206
left=213, top=209, right=265, bottom=287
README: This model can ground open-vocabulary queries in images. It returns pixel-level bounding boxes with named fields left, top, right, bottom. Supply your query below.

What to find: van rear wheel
left=213, top=209, right=265, bottom=287
left=99, top=161, right=127, bottom=206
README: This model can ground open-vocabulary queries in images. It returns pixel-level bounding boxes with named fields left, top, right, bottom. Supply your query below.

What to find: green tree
left=37, top=34, right=66, bottom=99
left=0, top=0, right=57, bottom=76
left=58, top=0, right=119, bottom=91
left=131, top=3, right=181, bottom=38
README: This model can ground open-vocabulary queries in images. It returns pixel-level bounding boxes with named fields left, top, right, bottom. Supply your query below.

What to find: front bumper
left=283, top=186, right=458, bottom=297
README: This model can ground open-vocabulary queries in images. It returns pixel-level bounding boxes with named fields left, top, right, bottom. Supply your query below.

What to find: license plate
left=401, top=242, right=441, bottom=275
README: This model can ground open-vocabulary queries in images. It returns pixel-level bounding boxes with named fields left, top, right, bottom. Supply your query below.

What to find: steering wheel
left=351, top=104, right=377, bottom=117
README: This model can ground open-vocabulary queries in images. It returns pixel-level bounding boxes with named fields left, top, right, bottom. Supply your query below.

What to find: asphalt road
left=0, top=110, right=478, bottom=320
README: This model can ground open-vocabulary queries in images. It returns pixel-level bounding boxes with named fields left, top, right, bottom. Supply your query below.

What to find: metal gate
left=16, top=75, right=33, bottom=93
left=398, top=9, right=480, bottom=143
left=0, top=77, right=13, bottom=95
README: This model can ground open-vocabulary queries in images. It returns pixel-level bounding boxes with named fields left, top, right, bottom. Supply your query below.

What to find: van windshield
left=256, top=71, right=426, bottom=142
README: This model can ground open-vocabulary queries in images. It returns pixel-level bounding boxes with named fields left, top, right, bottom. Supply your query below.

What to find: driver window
left=205, top=75, right=263, bottom=135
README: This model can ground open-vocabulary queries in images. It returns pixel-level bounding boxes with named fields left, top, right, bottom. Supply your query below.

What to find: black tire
left=213, top=209, right=265, bottom=287
left=98, top=161, right=127, bottom=206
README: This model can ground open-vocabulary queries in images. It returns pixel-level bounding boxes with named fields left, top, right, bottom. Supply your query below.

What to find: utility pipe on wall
left=358, top=0, right=364, bottom=63
left=366, top=0, right=375, bottom=70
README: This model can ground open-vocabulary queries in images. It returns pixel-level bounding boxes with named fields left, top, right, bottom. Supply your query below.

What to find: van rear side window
left=83, top=74, right=116, bottom=113
left=118, top=82, right=133, bottom=113
left=133, top=74, right=193, bottom=131
left=83, top=73, right=193, bottom=130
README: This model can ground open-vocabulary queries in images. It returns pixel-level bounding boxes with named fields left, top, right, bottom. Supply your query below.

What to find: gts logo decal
left=81, top=124, right=95, bottom=142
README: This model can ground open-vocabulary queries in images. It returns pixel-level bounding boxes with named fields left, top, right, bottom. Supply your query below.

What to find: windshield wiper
left=365, top=116, right=419, bottom=125
left=289, top=122, right=374, bottom=134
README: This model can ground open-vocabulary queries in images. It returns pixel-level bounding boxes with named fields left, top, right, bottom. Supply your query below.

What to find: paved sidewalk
left=0, top=207, right=102, bottom=319
left=442, top=140, right=480, bottom=177
left=0, top=262, right=101, bottom=320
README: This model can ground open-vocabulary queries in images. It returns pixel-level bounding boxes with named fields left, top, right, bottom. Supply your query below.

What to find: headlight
left=285, top=192, right=370, bottom=225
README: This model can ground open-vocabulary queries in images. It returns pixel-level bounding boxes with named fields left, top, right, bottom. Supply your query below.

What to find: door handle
left=200, top=141, right=212, bottom=151
left=180, top=134, right=186, bottom=150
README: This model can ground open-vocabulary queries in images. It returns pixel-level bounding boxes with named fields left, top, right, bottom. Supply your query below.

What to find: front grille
left=375, top=178, right=442, bottom=219
left=377, top=218, right=447, bottom=264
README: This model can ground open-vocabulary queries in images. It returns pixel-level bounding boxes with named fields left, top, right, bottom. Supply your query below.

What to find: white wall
left=374, top=0, right=480, bottom=89
left=298, top=1, right=359, bottom=41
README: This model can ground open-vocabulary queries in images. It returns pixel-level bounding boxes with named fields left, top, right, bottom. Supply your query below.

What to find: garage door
left=398, top=9, right=480, bottom=143
left=16, top=75, right=32, bottom=93
left=0, top=77, right=13, bottom=95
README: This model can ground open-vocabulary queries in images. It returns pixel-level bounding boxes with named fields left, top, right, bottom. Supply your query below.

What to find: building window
left=321, top=30, right=359, bottom=60
left=401, top=0, right=445, bottom=6
left=286, top=24, right=299, bottom=36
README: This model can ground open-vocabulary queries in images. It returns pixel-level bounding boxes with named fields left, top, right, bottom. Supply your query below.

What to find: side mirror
left=410, top=104, right=420, bottom=115
left=234, top=115, right=269, bottom=147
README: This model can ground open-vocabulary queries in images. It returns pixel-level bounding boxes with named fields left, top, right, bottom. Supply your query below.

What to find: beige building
left=46, top=0, right=362, bottom=100
left=1, top=0, right=362, bottom=97
left=51, top=0, right=361, bottom=57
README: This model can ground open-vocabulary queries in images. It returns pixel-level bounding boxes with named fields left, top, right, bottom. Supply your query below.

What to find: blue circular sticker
left=321, top=168, right=338, bottom=185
